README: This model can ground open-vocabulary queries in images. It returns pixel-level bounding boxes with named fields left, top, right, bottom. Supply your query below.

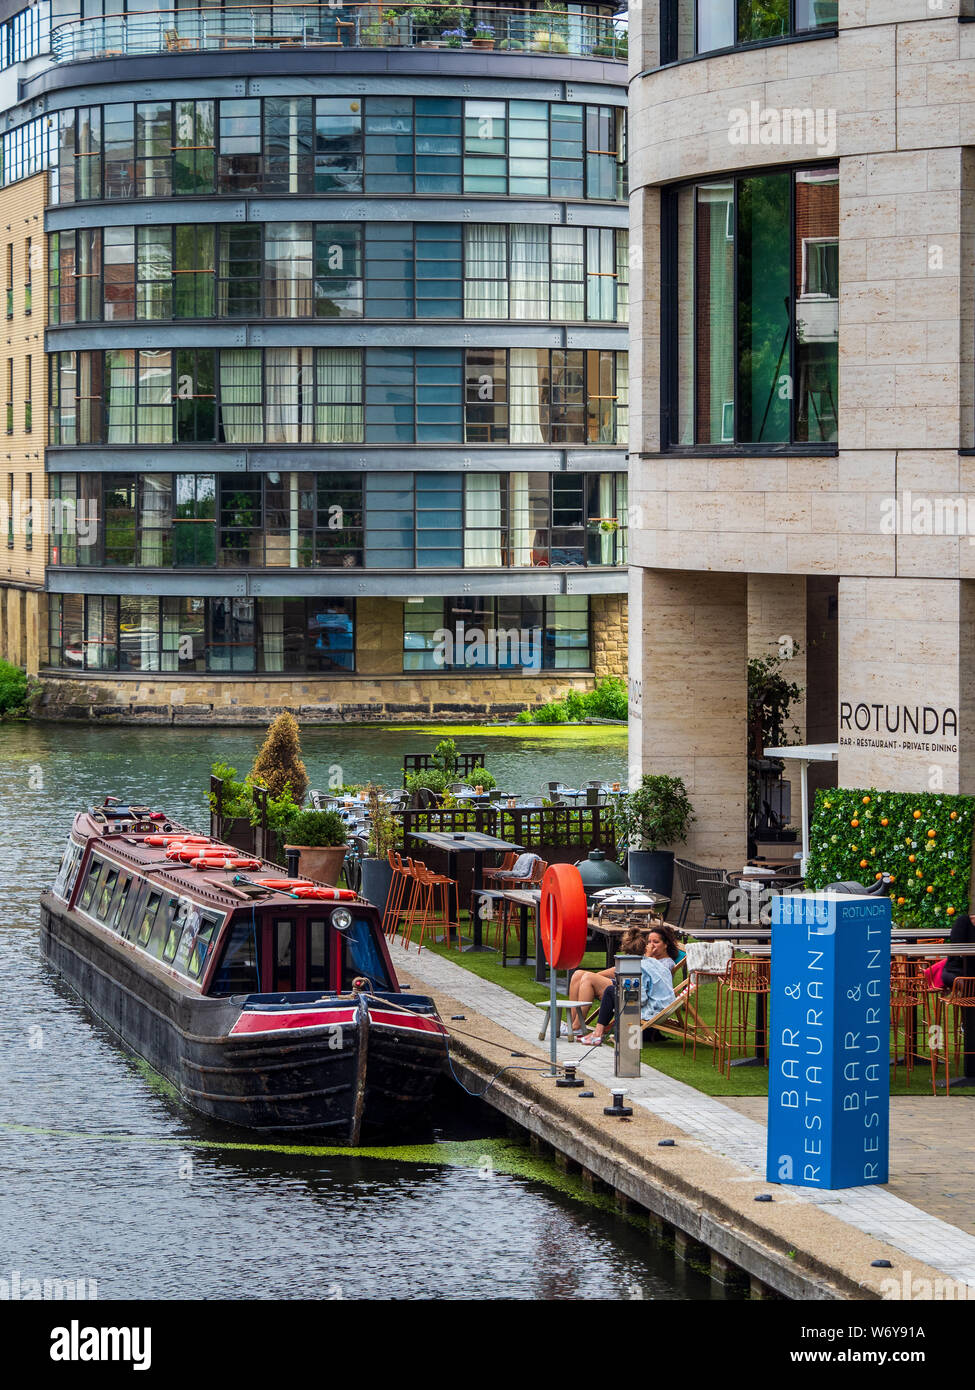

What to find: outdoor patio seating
left=674, top=858, right=725, bottom=929
left=930, top=976, right=975, bottom=1095
left=890, top=959, right=925, bottom=1087
left=698, top=876, right=733, bottom=931
left=714, top=958, right=770, bottom=1076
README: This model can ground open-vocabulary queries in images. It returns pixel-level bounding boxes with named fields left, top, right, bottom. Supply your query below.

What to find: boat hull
left=40, top=895, right=447, bottom=1142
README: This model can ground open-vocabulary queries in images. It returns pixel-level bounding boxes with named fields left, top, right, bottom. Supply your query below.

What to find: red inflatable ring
left=539, top=863, right=588, bottom=970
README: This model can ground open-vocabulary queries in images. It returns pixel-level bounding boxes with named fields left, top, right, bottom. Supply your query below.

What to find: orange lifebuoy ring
left=255, top=878, right=314, bottom=891
left=146, top=834, right=208, bottom=847
left=192, top=856, right=261, bottom=871
left=539, top=863, right=588, bottom=970
left=292, top=886, right=358, bottom=901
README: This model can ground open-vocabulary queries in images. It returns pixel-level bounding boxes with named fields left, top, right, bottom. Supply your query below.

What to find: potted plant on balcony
left=359, top=783, right=399, bottom=912
left=472, top=20, right=494, bottom=48
left=284, top=808, right=349, bottom=886
left=441, top=25, right=465, bottom=47
left=615, top=773, right=695, bottom=901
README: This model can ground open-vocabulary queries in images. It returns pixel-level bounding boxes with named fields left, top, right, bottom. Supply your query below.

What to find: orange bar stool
left=715, top=958, right=770, bottom=1077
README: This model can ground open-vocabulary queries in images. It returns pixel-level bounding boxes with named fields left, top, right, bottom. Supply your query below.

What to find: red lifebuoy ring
left=292, top=886, right=358, bottom=901
left=539, top=863, right=588, bottom=970
left=255, top=878, right=314, bottom=891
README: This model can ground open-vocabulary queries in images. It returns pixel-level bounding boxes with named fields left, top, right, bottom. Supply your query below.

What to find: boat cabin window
left=97, top=868, right=119, bottom=921
left=340, top=917, right=392, bottom=992
left=53, top=838, right=84, bottom=902
left=308, top=918, right=328, bottom=990
left=272, top=918, right=296, bottom=992
left=109, top=874, right=131, bottom=931
left=186, top=914, right=218, bottom=979
left=162, top=912, right=184, bottom=963
left=212, top=920, right=260, bottom=994
left=137, top=892, right=161, bottom=945
left=79, top=856, right=103, bottom=912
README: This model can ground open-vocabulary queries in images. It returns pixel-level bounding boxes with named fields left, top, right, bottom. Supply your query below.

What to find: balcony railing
left=50, top=4, right=628, bottom=65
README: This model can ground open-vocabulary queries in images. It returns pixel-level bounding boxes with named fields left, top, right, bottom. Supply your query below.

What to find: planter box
left=626, top=849, right=675, bottom=902
left=286, top=844, right=347, bottom=887
left=219, top=816, right=256, bottom=854
left=360, top=857, right=394, bottom=916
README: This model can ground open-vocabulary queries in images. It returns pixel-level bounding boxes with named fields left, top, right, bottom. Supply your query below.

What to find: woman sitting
left=567, top=927, right=649, bottom=1036
left=579, top=923, right=684, bottom=1046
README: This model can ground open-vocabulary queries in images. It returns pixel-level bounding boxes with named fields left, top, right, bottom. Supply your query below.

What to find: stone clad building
left=0, top=0, right=630, bottom=722
left=629, top=0, right=975, bottom=861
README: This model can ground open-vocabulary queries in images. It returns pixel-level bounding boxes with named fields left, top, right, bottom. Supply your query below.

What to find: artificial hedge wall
left=806, top=787, right=974, bottom=926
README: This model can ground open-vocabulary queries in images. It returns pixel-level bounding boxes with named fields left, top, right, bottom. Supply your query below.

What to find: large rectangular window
left=666, top=0, right=836, bottom=61
left=667, top=165, right=838, bottom=447
left=403, top=596, right=591, bottom=672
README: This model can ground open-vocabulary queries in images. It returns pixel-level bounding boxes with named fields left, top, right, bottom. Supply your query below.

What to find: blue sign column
left=767, top=893, right=891, bottom=1190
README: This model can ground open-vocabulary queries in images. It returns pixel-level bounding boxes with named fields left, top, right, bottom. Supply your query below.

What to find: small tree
left=249, top=712, right=308, bottom=803
left=366, top=784, right=398, bottom=860
left=615, top=774, right=694, bottom=860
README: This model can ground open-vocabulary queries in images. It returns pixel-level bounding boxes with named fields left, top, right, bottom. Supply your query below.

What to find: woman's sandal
left=579, top=1032, right=604, bottom=1045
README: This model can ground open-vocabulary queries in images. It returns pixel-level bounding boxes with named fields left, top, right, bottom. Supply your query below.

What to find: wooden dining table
left=407, top=830, right=524, bottom=952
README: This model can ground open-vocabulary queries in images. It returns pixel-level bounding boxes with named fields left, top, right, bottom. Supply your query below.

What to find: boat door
left=260, top=914, right=335, bottom=992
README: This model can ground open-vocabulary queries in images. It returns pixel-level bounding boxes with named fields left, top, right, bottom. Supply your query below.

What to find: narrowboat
left=40, top=800, right=448, bottom=1142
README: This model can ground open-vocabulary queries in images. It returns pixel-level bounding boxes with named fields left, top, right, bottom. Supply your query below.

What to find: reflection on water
left=0, top=722, right=704, bottom=1301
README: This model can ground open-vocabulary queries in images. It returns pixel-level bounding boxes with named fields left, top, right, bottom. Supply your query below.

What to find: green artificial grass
left=416, top=934, right=952, bottom=1099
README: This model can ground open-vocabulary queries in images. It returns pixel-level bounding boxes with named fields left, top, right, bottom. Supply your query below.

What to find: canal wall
left=390, top=942, right=971, bottom=1301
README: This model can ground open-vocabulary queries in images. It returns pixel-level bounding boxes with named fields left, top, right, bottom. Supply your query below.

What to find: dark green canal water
left=0, top=722, right=705, bottom=1301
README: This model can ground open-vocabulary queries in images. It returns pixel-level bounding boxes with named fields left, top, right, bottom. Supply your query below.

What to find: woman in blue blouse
left=579, top=923, right=684, bottom=1046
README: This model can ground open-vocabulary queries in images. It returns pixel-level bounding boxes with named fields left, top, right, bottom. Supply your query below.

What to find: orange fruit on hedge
left=875, top=872, right=883, bottom=880
left=897, top=896, right=906, bottom=905
left=950, top=811, right=958, bottom=820
left=927, top=829, right=936, bottom=839
left=947, top=906, right=956, bottom=916
left=927, top=885, right=934, bottom=893
left=913, top=810, right=922, bottom=819
left=860, top=859, right=868, bottom=868
left=909, top=855, right=916, bottom=863
left=851, top=818, right=859, bottom=827
left=862, top=796, right=871, bottom=804
left=881, top=818, right=888, bottom=826
left=916, top=870, right=923, bottom=878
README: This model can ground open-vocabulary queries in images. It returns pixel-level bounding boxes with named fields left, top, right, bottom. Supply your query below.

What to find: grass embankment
left=415, top=933, right=945, bottom=1099
left=385, top=723, right=628, bottom=742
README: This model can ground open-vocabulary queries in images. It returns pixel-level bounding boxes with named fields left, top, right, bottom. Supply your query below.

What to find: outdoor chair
left=890, top=960, right=925, bottom=1087
left=698, top=876, right=733, bottom=931
left=680, top=939, right=735, bottom=1060
left=674, top=859, right=726, bottom=930
left=930, top=976, right=975, bottom=1095
left=482, top=852, right=518, bottom=887
left=714, top=958, right=770, bottom=1076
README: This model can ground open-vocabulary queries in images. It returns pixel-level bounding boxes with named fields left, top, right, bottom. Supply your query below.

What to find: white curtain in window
left=510, top=225, right=549, bottom=319
left=315, top=348, right=362, bottom=443
left=509, top=348, right=544, bottom=444
left=138, top=474, right=169, bottom=565
left=598, top=472, right=614, bottom=565
left=220, top=349, right=262, bottom=443
left=616, top=228, right=629, bottom=323
left=464, top=225, right=507, bottom=318
left=616, top=352, right=628, bottom=446
left=106, top=349, right=135, bottom=443
left=262, top=598, right=284, bottom=673
left=464, top=473, right=502, bottom=567
left=550, top=227, right=584, bottom=321
left=509, top=472, right=532, bottom=567
left=137, top=350, right=171, bottom=444
left=617, top=473, right=628, bottom=563
left=266, top=222, right=313, bottom=318
left=266, top=347, right=314, bottom=444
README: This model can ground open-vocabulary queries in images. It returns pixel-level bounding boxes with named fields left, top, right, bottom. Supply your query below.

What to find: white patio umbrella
left=762, top=742, right=839, bottom=875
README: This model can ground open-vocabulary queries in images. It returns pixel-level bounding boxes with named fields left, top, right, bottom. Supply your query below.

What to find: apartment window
left=314, top=224, right=362, bottom=318
left=265, top=222, right=314, bottom=318
left=416, top=224, right=462, bottom=318
left=218, top=225, right=261, bottom=319
left=5, top=243, right=11, bottom=318
left=666, top=165, right=838, bottom=447
left=314, top=97, right=363, bottom=192
left=663, top=0, right=837, bottom=61
left=24, top=237, right=30, bottom=315
left=6, top=473, right=12, bottom=547
left=104, top=226, right=135, bottom=321
left=5, top=360, right=12, bottom=434
left=136, top=227, right=172, bottom=320
left=403, top=596, right=591, bottom=672
left=54, top=96, right=628, bottom=204
left=173, top=226, right=215, bottom=319
left=175, top=349, right=217, bottom=442
left=173, top=475, right=216, bottom=567
left=24, top=356, right=31, bottom=434
left=465, top=350, right=508, bottom=444
left=24, top=472, right=31, bottom=550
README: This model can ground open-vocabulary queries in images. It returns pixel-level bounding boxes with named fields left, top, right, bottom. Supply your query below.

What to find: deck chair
left=678, top=939, right=735, bottom=1058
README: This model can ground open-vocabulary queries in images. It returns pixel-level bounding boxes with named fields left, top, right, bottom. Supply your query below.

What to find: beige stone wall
left=591, top=591, right=628, bottom=678
left=34, top=669, right=604, bottom=724
left=629, top=567, right=748, bottom=865
left=837, top=575, right=975, bottom=792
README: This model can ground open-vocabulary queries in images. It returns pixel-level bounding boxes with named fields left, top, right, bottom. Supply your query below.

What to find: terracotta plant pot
left=472, top=37, right=494, bottom=48
left=286, top=844, right=347, bottom=886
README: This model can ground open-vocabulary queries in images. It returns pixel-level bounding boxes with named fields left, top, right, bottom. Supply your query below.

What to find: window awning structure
left=763, top=743, right=839, bottom=875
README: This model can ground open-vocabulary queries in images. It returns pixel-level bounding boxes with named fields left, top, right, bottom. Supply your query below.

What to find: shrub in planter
left=285, top=808, right=349, bottom=887
left=405, top=769, right=450, bottom=796
left=432, top=738, right=459, bottom=775
left=249, top=711, right=308, bottom=803
left=616, top=774, right=694, bottom=898
left=806, top=786, right=974, bottom=926
left=463, top=767, right=496, bottom=791
left=360, top=784, right=399, bottom=912
left=209, top=761, right=256, bottom=850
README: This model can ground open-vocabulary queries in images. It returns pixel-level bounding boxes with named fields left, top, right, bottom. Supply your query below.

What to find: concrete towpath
left=390, top=937, right=975, bottom=1298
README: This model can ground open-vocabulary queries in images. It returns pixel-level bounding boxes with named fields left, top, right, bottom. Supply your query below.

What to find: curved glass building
left=0, top=1, right=628, bottom=721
